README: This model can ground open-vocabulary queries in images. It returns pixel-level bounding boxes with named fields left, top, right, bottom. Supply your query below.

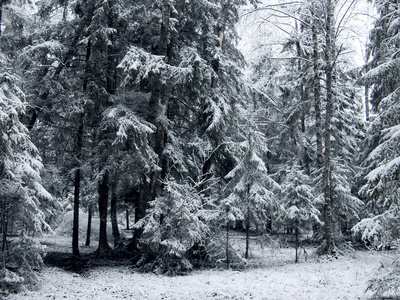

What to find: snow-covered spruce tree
left=0, top=1, right=51, bottom=294
left=118, top=0, right=263, bottom=271
left=279, top=163, right=318, bottom=262
left=117, top=0, right=185, bottom=256
left=32, top=0, right=151, bottom=256
left=353, top=0, right=400, bottom=251
left=354, top=0, right=400, bottom=248
left=221, top=104, right=280, bottom=262
left=175, top=0, right=278, bottom=267
left=353, top=2, right=400, bottom=296
left=133, top=178, right=209, bottom=275
left=329, top=61, right=364, bottom=239
left=26, top=0, right=100, bottom=257
left=103, top=102, right=157, bottom=249
left=0, top=58, right=51, bottom=294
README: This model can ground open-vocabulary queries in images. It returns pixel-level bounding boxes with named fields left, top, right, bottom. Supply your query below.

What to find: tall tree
left=322, top=0, right=336, bottom=256
left=0, top=0, right=51, bottom=291
left=355, top=0, right=400, bottom=249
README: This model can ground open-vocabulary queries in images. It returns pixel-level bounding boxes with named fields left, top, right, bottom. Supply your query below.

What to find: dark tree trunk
left=295, top=226, right=299, bottom=263
left=1, top=199, right=8, bottom=254
left=85, top=203, right=92, bottom=246
left=226, top=220, right=230, bottom=269
left=0, top=2, right=3, bottom=36
left=125, top=206, right=130, bottom=230
left=72, top=120, right=84, bottom=257
left=97, top=170, right=110, bottom=256
left=129, top=176, right=149, bottom=251
left=266, top=217, right=272, bottom=233
left=110, top=179, right=122, bottom=248
left=323, top=0, right=336, bottom=256
left=72, top=35, right=91, bottom=256
left=245, top=208, right=250, bottom=259
left=245, top=184, right=250, bottom=259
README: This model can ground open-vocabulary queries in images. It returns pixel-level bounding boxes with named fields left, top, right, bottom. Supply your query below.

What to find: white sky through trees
left=237, top=0, right=376, bottom=67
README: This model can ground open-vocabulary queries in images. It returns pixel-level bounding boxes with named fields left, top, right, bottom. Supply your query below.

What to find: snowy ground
left=4, top=234, right=397, bottom=300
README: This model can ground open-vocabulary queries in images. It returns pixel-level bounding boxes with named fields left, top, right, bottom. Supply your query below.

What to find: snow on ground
left=5, top=246, right=396, bottom=300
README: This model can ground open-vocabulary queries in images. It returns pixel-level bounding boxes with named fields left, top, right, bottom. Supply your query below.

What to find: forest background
left=0, top=0, right=399, bottom=297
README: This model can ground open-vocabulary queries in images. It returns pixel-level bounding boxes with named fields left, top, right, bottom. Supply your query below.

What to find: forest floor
left=4, top=231, right=399, bottom=300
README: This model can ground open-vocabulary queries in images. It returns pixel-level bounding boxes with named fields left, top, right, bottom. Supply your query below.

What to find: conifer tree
left=0, top=0, right=51, bottom=291
left=355, top=0, right=400, bottom=255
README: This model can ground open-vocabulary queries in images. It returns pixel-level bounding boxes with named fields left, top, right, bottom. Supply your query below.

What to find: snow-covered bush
left=352, top=209, right=400, bottom=250
left=0, top=236, right=45, bottom=295
left=134, top=178, right=209, bottom=275
left=366, top=256, right=400, bottom=299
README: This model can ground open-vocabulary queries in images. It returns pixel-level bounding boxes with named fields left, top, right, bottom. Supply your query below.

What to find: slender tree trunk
left=245, top=184, right=251, bottom=259
left=1, top=199, right=8, bottom=253
left=323, top=0, right=336, bottom=256
left=125, top=206, right=130, bottom=230
left=1, top=199, right=7, bottom=270
left=365, top=85, right=370, bottom=121
left=226, top=220, right=230, bottom=269
left=97, top=170, right=110, bottom=256
left=72, top=36, right=91, bottom=256
left=266, top=217, right=272, bottom=233
left=381, top=3, right=389, bottom=100
left=245, top=206, right=250, bottom=260
left=295, top=226, right=299, bottom=263
left=311, top=3, right=324, bottom=172
left=96, top=0, right=116, bottom=256
left=72, top=120, right=83, bottom=257
left=0, top=2, right=3, bottom=36
left=311, top=2, right=324, bottom=239
left=110, top=179, right=122, bottom=248
left=85, top=203, right=92, bottom=246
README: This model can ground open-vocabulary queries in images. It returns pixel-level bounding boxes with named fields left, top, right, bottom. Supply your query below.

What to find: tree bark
left=0, top=1, right=3, bottom=36
left=97, top=170, right=110, bottom=256
left=381, top=2, right=389, bottom=101
left=72, top=36, right=91, bottom=256
left=311, top=3, right=324, bottom=172
left=365, top=85, right=370, bottom=121
left=125, top=206, right=130, bottom=230
left=245, top=202, right=250, bottom=259
left=1, top=199, right=8, bottom=254
left=295, top=226, right=299, bottom=263
left=72, top=120, right=83, bottom=257
left=323, top=0, right=336, bottom=256
left=110, top=179, right=122, bottom=248
left=85, top=203, right=92, bottom=246
left=226, top=220, right=230, bottom=269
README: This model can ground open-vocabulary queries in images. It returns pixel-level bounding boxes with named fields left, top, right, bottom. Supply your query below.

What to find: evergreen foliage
left=1, top=0, right=398, bottom=294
